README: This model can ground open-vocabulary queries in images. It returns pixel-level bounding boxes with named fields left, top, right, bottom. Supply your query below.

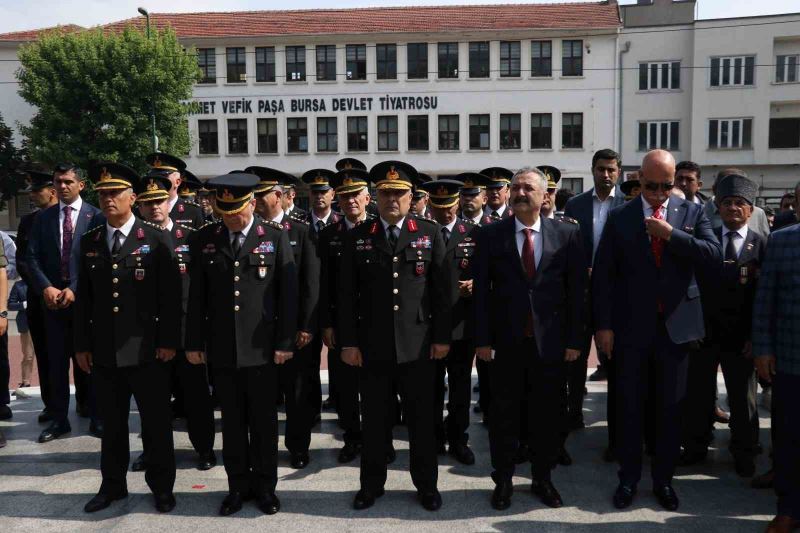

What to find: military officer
left=186, top=173, right=297, bottom=517
left=412, top=173, right=433, bottom=219
left=178, top=170, right=202, bottom=202
left=421, top=177, right=479, bottom=466
left=481, top=167, right=514, bottom=221
left=336, top=157, right=367, bottom=172
left=135, top=173, right=216, bottom=472
left=338, top=161, right=452, bottom=511
left=145, top=153, right=205, bottom=229
left=74, top=162, right=181, bottom=514
left=246, top=165, right=319, bottom=470
left=280, top=173, right=307, bottom=219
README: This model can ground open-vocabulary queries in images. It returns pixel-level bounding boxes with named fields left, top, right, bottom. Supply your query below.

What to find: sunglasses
left=643, top=182, right=674, bottom=192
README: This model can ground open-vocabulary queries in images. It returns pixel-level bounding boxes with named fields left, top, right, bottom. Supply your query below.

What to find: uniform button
left=393, top=256, right=399, bottom=263
left=234, top=261, right=240, bottom=267
left=112, top=264, right=118, bottom=270
left=112, top=292, right=119, bottom=298
left=260, top=254, right=265, bottom=259
left=234, top=305, right=240, bottom=311
left=393, top=305, right=399, bottom=311
left=113, top=306, right=119, bottom=313
left=112, top=277, right=119, bottom=284
left=234, top=276, right=240, bottom=282
left=417, top=250, right=422, bottom=256
left=234, top=291, right=240, bottom=296
left=393, top=288, right=398, bottom=294
left=393, top=272, right=398, bottom=278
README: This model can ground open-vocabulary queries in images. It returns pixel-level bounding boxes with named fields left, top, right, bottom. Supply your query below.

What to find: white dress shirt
left=514, top=216, right=543, bottom=268
left=270, top=212, right=284, bottom=224
left=168, top=195, right=179, bottom=213
left=344, top=215, right=366, bottom=230
left=311, top=210, right=332, bottom=227
left=469, top=213, right=483, bottom=225
left=487, top=204, right=508, bottom=218
left=591, top=187, right=616, bottom=261
left=441, top=219, right=457, bottom=240
left=229, top=216, right=255, bottom=247
left=58, top=196, right=83, bottom=248
left=642, top=197, right=670, bottom=219
left=722, top=224, right=748, bottom=259
left=106, top=214, right=136, bottom=253
left=165, top=219, right=174, bottom=232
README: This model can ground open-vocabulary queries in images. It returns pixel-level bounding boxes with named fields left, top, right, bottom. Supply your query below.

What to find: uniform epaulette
left=198, top=219, right=221, bottom=231
left=413, top=214, right=437, bottom=226
left=262, top=220, right=284, bottom=230
left=177, top=223, right=196, bottom=232
left=83, top=225, right=102, bottom=236
left=289, top=212, right=308, bottom=225
left=555, top=215, right=578, bottom=225
left=141, top=220, right=165, bottom=230
left=184, top=199, right=201, bottom=208
left=462, top=218, right=476, bottom=226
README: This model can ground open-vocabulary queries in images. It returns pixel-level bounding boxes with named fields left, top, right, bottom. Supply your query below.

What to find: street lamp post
left=138, top=7, right=158, bottom=152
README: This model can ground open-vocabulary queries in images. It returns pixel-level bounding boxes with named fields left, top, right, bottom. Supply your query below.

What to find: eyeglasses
left=643, top=182, right=674, bottom=192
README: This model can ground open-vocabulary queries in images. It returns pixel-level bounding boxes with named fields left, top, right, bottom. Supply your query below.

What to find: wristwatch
left=0, top=311, right=7, bottom=319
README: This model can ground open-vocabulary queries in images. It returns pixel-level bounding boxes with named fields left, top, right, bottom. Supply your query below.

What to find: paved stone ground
left=0, top=376, right=775, bottom=532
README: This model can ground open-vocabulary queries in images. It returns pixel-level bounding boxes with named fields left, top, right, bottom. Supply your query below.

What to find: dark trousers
left=359, top=357, right=437, bottom=493
left=683, top=343, right=759, bottom=457
left=44, top=307, right=92, bottom=422
left=489, top=338, right=566, bottom=483
left=27, top=295, right=50, bottom=409
left=278, top=344, right=313, bottom=454
left=773, top=372, right=800, bottom=520
left=309, top=336, right=323, bottom=417
left=214, top=364, right=278, bottom=494
left=94, top=361, right=175, bottom=496
left=0, top=332, right=8, bottom=405
left=616, top=323, right=688, bottom=487
left=331, top=346, right=361, bottom=444
left=476, top=358, right=491, bottom=414
left=174, top=353, right=215, bottom=455
left=434, top=339, right=473, bottom=447
left=567, top=329, right=592, bottom=423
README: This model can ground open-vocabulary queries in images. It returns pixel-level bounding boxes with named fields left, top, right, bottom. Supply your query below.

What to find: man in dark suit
left=74, top=163, right=181, bottom=514
left=338, top=161, right=451, bottom=512
left=481, top=167, right=514, bottom=221
left=27, top=162, right=104, bottom=442
left=772, top=182, right=800, bottom=231
left=15, top=169, right=58, bottom=423
left=186, top=174, right=298, bottom=517
left=563, top=149, right=626, bottom=456
left=593, top=149, right=721, bottom=511
left=473, top=167, right=584, bottom=510
left=145, top=153, right=205, bottom=229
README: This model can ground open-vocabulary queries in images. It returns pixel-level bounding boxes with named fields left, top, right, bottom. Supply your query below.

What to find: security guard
left=145, top=153, right=204, bottom=228
left=135, top=172, right=216, bottom=472
left=185, top=173, right=297, bottom=517
left=74, top=162, right=181, bottom=514
left=421, top=177, right=478, bottom=466
left=481, top=167, right=514, bottom=221
left=338, top=161, right=452, bottom=511
left=246, top=165, right=319, bottom=470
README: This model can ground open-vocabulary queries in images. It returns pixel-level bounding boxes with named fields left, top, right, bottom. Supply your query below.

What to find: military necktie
left=491, top=210, right=500, bottom=220
left=316, top=220, right=325, bottom=234
left=725, top=231, right=738, bottom=262
left=111, top=229, right=122, bottom=258
left=387, top=225, right=399, bottom=250
left=232, top=231, right=243, bottom=257
left=441, top=227, right=450, bottom=244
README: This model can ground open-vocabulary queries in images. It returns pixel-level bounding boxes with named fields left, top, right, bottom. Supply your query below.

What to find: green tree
left=0, top=112, right=28, bottom=209
left=16, top=25, right=199, bottom=174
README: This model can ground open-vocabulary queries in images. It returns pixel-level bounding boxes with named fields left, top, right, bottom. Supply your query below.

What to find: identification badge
left=135, top=268, right=145, bottom=281
left=258, top=266, right=267, bottom=279
left=415, top=261, right=425, bottom=276
left=179, top=263, right=187, bottom=275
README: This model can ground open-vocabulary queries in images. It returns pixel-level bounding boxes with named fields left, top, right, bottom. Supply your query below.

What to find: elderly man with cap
left=73, top=162, right=181, bottom=514
left=145, top=153, right=205, bottom=229
left=704, top=168, right=770, bottom=237
left=412, top=173, right=433, bottom=220
left=481, top=167, right=514, bottom=221
left=186, top=173, right=297, bottom=516
left=280, top=173, right=307, bottom=220
left=338, top=161, right=452, bottom=511
left=421, top=177, right=479, bottom=466
left=246, top=165, right=319, bottom=470
left=318, top=167, right=375, bottom=463
left=680, top=173, right=765, bottom=478
left=178, top=170, right=202, bottom=203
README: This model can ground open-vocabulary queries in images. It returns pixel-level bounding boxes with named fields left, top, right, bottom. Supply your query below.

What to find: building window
left=346, top=44, right=367, bottom=80
left=469, top=114, right=490, bottom=150
left=530, top=113, right=552, bottom=149
left=638, top=121, right=680, bottom=151
left=255, top=47, right=275, bottom=82
left=562, top=113, right=583, bottom=149
left=709, top=118, right=753, bottom=149
left=638, top=61, right=680, bottom=90
left=377, top=116, right=398, bottom=151
left=561, top=177, right=583, bottom=194
left=376, top=44, right=397, bottom=80
left=768, top=118, right=800, bottom=149
left=347, top=116, right=368, bottom=151
left=499, top=114, right=521, bottom=149
left=316, top=45, right=337, bottom=81
left=407, top=43, right=428, bottom=79
left=438, top=115, right=459, bottom=150
left=499, top=41, right=521, bottom=78
left=257, top=118, right=278, bottom=154
left=287, top=118, right=308, bottom=153
left=562, top=40, right=583, bottom=77
left=285, top=46, right=306, bottom=82
left=407, top=115, right=429, bottom=151
left=710, top=56, right=755, bottom=87
left=317, top=117, right=338, bottom=152
left=531, top=41, right=552, bottom=77
left=226, top=47, right=246, bottom=83
left=776, top=55, right=799, bottom=83
left=197, top=48, right=216, bottom=84
left=198, top=119, right=218, bottom=154
left=469, top=42, right=490, bottom=78
left=438, top=42, right=459, bottom=79
left=227, top=119, right=248, bottom=154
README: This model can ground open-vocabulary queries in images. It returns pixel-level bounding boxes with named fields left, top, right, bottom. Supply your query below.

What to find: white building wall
left=0, top=43, right=35, bottom=142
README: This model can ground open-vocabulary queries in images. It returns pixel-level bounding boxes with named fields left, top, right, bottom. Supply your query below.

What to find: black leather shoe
left=386, top=446, right=396, bottom=465
left=513, top=443, right=530, bottom=465
left=197, top=451, right=217, bottom=471
left=219, top=492, right=244, bottom=516
left=418, top=489, right=442, bottom=511
left=491, top=481, right=513, bottom=510
left=322, top=396, right=335, bottom=410
left=678, top=450, right=707, bottom=467
left=653, top=485, right=679, bottom=511
left=84, top=490, right=128, bottom=513
left=557, top=447, right=573, bottom=466
left=38, top=409, right=53, bottom=423
left=89, top=421, right=104, bottom=439
left=613, top=484, right=636, bottom=509
left=0, top=404, right=12, bottom=420
left=38, top=421, right=71, bottom=443
left=734, top=456, right=755, bottom=478
left=131, top=453, right=147, bottom=472
left=449, top=442, right=476, bottom=465
left=154, top=492, right=176, bottom=513
left=256, top=491, right=280, bottom=515
left=588, top=367, right=608, bottom=382
left=338, top=442, right=362, bottom=464
left=567, top=414, right=585, bottom=431
left=531, top=479, right=563, bottom=508
left=290, top=451, right=310, bottom=469
left=603, top=447, right=617, bottom=463
left=76, top=403, right=90, bottom=418
left=751, top=469, right=774, bottom=489
left=353, top=488, right=384, bottom=510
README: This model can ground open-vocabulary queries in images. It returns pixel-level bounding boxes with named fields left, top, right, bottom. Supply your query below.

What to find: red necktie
left=61, top=205, right=73, bottom=282
left=522, top=228, right=536, bottom=337
left=651, top=205, right=664, bottom=268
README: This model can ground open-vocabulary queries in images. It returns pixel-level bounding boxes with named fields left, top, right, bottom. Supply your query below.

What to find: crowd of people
left=0, top=147, right=797, bottom=532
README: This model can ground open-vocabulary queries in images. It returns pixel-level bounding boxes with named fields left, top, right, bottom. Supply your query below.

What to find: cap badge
left=313, top=174, right=327, bottom=184
left=146, top=180, right=159, bottom=192
left=221, top=189, right=234, bottom=202
left=152, top=156, right=162, bottom=168
left=99, top=167, right=112, bottom=182
left=387, top=167, right=399, bottom=181
left=436, top=186, right=448, bottom=196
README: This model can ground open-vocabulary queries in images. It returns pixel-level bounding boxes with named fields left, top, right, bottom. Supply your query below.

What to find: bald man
left=593, top=150, right=721, bottom=512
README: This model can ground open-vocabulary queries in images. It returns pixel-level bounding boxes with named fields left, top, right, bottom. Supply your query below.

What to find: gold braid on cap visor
left=429, top=197, right=459, bottom=209
left=213, top=191, right=254, bottom=215
left=253, top=181, right=279, bottom=194
left=95, top=168, right=132, bottom=190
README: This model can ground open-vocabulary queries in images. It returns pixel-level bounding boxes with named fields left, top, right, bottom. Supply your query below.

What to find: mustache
left=512, top=197, right=530, bottom=205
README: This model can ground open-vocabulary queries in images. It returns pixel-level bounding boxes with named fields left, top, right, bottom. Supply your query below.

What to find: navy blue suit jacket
left=563, top=186, right=626, bottom=269
left=473, top=216, right=585, bottom=361
left=592, top=195, right=721, bottom=347
left=27, top=200, right=104, bottom=293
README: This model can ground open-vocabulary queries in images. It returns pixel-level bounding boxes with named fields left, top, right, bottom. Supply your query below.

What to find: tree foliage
left=16, top=25, right=199, bottom=174
left=0, top=112, right=28, bottom=208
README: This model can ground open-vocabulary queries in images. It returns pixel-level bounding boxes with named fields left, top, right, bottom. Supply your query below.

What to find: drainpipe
left=618, top=41, right=631, bottom=155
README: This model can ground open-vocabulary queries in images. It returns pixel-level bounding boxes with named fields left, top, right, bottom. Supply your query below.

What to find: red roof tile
left=0, top=24, right=84, bottom=42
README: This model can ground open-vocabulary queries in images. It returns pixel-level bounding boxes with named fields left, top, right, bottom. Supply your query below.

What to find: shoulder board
left=555, top=215, right=578, bottom=225
left=83, top=225, right=102, bottom=236
left=414, top=215, right=437, bottom=226
left=262, top=220, right=284, bottom=230
left=184, top=200, right=201, bottom=208
left=178, top=223, right=196, bottom=233
left=289, top=213, right=309, bottom=225
left=141, top=220, right=165, bottom=231
left=462, top=218, right=475, bottom=226
left=198, top=220, right=221, bottom=231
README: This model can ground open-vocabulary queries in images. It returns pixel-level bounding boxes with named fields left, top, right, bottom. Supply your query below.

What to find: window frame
left=226, top=47, right=247, bottom=84
left=638, top=61, right=681, bottom=91
left=227, top=118, right=248, bottom=154
left=530, top=113, right=553, bottom=149
left=285, top=46, right=307, bottom=82
left=438, top=114, right=460, bottom=151
left=776, top=54, right=799, bottom=84
left=287, top=117, right=308, bottom=153
left=437, top=42, right=459, bottom=79
left=407, top=43, right=429, bottom=80
left=346, top=44, right=367, bottom=80
left=637, top=120, right=680, bottom=151
left=316, top=117, right=338, bottom=153
left=561, top=112, right=583, bottom=149
left=198, top=119, right=218, bottom=154
left=768, top=117, right=800, bottom=149
left=499, top=41, right=521, bottom=78
left=531, top=41, right=552, bottom=78
left=708, top=118, right=753, bottom=149
left=407, top=115, right=429, bottom=151
left=562, top=40, right=584, bottom=77
left=256, top=118, right=278, bottom=154
left=499, top=113, right=521, bottom=150
left=377, top=115, right=399, bottom=151
left=255, top=46, right=276, bottom=83
left=469, top=114, right=490, bottom=150
left=376, top=44, right=397, bottom=80
left=710, top=55, right=756, bottom=87
left=197, top=48, right=217, bottom=84
left=561, top=177, right=584, bottom=194
left=468, top=41, right=490, bottom=79
left=347, top=116, right=369, bottom=152
left=315, top=45, right=337, bottom=82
